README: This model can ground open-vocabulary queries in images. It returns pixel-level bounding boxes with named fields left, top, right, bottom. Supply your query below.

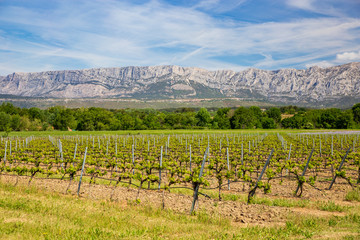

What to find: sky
left=0, top=0, right=359, bottom=75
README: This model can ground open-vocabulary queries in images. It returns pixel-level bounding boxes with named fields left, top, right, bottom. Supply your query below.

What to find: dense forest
left=0, top=102, right=359, bottom=132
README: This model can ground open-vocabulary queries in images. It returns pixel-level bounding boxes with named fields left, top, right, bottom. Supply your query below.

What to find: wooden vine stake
left=72, top=143, right=77, bottom=167
left=77, top=147, right=88, bottom=197
left=286, top=144, right=292, bottom=177
left=226, top=147, right=230, bottom=190
left=319, top=138, right=322, bottom=157
left=106, top=141, right=109, bottom=155
left=158, top=146, right=163, bottom=190
left=247, top=148, right=274, bottom=204
left=328, top=147, right=351, bottom=190
left=189, top=144, right=192, bottom=172
left=132, top=144, right=135, bottom=175
left=3, top=141, right=7, bottom=164
left=294, top=148, right=314, bottom=196
left=241, top=143, right=244, bottom=165
left=190, top=147, right=209, bottom=215
left=59, top=140, right=64, bottom=169
left=114, top=141, right=118, bottom=175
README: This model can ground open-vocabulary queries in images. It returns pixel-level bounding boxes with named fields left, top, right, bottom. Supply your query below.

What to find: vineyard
left=1, top=131, right=360, bottom=238
left=1, top=131, right=359, bottom=207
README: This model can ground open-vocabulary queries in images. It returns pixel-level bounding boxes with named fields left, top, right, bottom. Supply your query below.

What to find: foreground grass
left=2, top=128, right=349, bottom=137
left=170, top=187, right=352, bottom=213
left=346, top=187, right=360, bottom=202
left=0, top=181, right=359, bottom=239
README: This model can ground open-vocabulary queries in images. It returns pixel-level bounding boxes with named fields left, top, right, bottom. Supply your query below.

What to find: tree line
left=0, top=102, right=359, bottom=132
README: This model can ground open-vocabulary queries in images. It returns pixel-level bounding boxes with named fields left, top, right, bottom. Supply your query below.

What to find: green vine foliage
left=0, top=132, right=358, bottom=201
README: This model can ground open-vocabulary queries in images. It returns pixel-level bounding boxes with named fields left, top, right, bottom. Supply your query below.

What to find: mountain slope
left=0, top=63, right=359, bottom=107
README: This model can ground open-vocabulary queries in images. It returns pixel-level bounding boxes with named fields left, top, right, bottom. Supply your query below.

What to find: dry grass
left=0, top=179, right=359, bottom=239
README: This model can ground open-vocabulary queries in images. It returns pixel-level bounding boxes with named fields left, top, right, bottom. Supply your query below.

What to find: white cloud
left=336, top=51, right=360, bottom=61
left=303, top=50, right=360, bottom=69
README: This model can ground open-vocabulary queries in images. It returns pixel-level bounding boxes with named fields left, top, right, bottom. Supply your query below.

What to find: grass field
left=0, top=178, right=359, bottom=240
left=2, top=128, right=355, bottom=137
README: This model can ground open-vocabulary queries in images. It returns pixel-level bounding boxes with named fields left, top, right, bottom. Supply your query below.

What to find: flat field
left=4, top=128, right=358, bottom=137
left=0, top=130, right=360, bottom=239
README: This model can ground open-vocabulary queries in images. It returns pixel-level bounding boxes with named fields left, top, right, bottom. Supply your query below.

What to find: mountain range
left=0, top=62, right=359, bottom=108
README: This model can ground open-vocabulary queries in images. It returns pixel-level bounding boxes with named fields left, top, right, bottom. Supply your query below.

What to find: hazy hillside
left=0, top=62, right=359, bottom=108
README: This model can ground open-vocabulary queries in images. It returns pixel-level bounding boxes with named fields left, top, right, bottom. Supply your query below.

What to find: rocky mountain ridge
left=0, top=62, right=359, bottom=107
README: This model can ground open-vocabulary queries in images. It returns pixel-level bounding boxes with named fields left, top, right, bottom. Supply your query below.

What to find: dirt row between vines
left=2, top=174, right=358, bottom=228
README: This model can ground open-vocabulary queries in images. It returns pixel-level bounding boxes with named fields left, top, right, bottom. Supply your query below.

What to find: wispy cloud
left=286, top=0, right=315, bottom=11
left=305, top=61, right=335, bottom=68
left=0, top=0, right=359, bottom=75
left=285, top=0, right=346, bottom=17
left=336, top=50, right=360, bottom=62
left=194, top=0, right=248, bottom=13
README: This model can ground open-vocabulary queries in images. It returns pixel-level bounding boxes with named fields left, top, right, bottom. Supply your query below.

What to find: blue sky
left=0, top=0, right=359, bottom=75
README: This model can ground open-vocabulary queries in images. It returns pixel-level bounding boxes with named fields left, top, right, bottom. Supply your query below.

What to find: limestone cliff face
left=0, top=63, right=359, bottom=106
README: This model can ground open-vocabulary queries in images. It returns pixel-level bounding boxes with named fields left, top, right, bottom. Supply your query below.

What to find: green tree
left=181, top=112, right=197, bottom=128
left=134, top=117, right=146, bottom=130
left=28, top=107, right=46, bottom=122
left=76, top=108, right=95, bottom=131
left=280, top=105, right=298, bottom=114
left=195, top=108, right=211, bottom=127
left=249, top=106, right=263, bottom=119
left=19, top=116, right=31, bottom=131
left=164, top=112, right=187, bottom=129
left=352, top=103, right=360, bottom=125
left=11, top=114, right=22, bottom=131
left=230, top=107, right=256, bottom=129
left=335, top=110, right=354, bottom=129
left=116, top=112, right=135, bottom=130
left=212, top=108, right=231, bottom=129
left=144, top=113, right=161, bottom=129
left=281, top=114, right=306, bottom=129
left=266, top=107, right=281, bottom=123
left=319, top=108, right=341, bottom=129
left=249, top=106, right=263, bottom=128
left=49, top=106, right=76, bottom=130
left=0, top=112, right=11, bottom=131
left=0, top=102, right=20, bottom=115
left=304, top=110, right=322, bottom=128
left=29, top=118, right=43, bottom=131
left=92, top=108, right=114, bottom=130
left=261, top=117, right=276, bottom=129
